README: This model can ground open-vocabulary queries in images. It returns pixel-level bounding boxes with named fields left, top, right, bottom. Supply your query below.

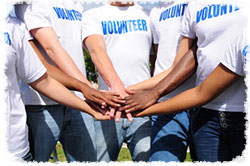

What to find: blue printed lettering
left=171, top=6, right=176, bottom=18
left=176, top=4, right=181, bottom=17
left=52, top=7, right=81, bottom=21
left=196, top=4, right=240, bottom=23
left=113, top=21, right=118, bottom=34
left=201, top=7, right=208, bottom=21
left=159, top=3, right=188, bottom=22
left=102, top=21, right=108, bottom=35
left=128, top=20, right=133, bottom=32
left=132, top=20, right=138, bottom=31
left=208, top=5, right=213, bottom=19
left=137, top=19, right=142, bottom=31
left=213, top=4, right=220, bottom=17
left=108, top=21, right=113, bottom=34
left=101, top=19, right=148, bottom=35
left=53, top=7, right=61, bottom=19
left=243, top=45, right=250, bottom=64
left=181, top=4, right=188, bottom=15
left=117, top=21, right=123, bottom=34
left=122, top=21, right=128, bottom=33
left=221, top=5, right=227, bottom=15
left=141, top=19, right=147, bottom=31
left=4, top=32, right=11, bottom=46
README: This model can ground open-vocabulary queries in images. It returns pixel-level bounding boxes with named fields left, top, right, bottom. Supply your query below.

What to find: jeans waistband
left=200, top=107, right=245, bottom=118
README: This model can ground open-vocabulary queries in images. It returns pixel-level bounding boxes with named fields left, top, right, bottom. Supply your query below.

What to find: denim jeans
left=191, top=107, right=246, bottom=162
left=95, top=117, right=152, bottom=161
left=26, top=105, right=96, bottom=162
left=150, top=111, right=191, bottom=162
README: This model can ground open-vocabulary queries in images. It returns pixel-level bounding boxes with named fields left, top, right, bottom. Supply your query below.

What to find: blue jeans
left=95, top=117, right=152, bottom=161
left=150, top=111, right=192, bottom=162
left=26, top=105, right=96, bottom=162
left=191, top=107, right=246, bottom=162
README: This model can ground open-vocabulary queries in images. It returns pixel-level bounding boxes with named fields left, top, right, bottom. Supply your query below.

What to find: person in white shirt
left=4, top=16, right=111, bottom=161
left=14, top=0, right=99, bottom=162
left=126, top=0, right=195, bottom=161
left=122, top=0, right=248, bottom=162
left=81, top=0, right=152, bottom=161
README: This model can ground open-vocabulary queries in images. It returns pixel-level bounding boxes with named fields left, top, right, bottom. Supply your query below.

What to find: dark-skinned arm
left=132, top=64, right=240, bottom=117
left=29, top=40, right=125, bottom=108
left=120, top=44, right=197, bottom=112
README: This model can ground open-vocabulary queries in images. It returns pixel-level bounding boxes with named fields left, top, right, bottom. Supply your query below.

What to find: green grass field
left=49, top=142, right=192, bottom=162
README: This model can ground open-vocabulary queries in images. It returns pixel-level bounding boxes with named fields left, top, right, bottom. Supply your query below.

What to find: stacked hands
left=84, top=86, right=160, bottom=122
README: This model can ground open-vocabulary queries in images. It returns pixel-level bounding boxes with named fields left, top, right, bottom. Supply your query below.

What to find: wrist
left=152, top=86, right=161, bottom=100
left=110, top=82, right=125, bottom=91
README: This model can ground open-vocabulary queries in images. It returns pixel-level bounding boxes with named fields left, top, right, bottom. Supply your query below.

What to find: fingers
left=126, top=112, right=133, bottom=122
left=109, top=107, right=116, bottom=119
left=115, top=111, right=122, bottom=122
left=125, top=88, right=136, bottom=95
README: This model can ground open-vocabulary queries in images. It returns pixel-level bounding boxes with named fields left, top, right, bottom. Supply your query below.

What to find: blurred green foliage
left=83, top=49, right=98, bottom=83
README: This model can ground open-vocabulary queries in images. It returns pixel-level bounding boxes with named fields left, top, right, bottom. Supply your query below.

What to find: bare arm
left=84, top=35, right=126, bottom=95
left=30, top=27, right=92, bottom=87
left=84, top=34, right=132, bottom=121
left=29, top=40, right=125, bottom=108
left=133, top=64, right=240, bottom=117
left=128, top=36, right=195, bottom=90
left=29, top=73, right=111, bottom=120
left=120, top=45, right=197, bottom=112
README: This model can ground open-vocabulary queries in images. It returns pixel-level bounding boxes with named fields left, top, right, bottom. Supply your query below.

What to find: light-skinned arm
left=29, top=40, right=125, bottom=108
left=29, top=73, right=111, bottom=121
left=84, top=34, right=133, bottom=122
left=132, top=64, right=240, bottom=117
left=30, top=27, right=93, bottom=87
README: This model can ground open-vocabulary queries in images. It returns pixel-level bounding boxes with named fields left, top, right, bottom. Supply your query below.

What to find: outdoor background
left=9, top=1, right=192, bottom=162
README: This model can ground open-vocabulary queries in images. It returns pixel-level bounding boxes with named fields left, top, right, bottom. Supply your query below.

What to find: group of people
left=3, top=0, right=249, bottom=163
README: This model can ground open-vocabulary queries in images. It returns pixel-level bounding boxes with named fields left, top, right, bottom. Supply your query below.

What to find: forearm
left=29, top=40, right=92, bottom=91
left=47, top=46, right=92, bottom=86
left=30, top=73, right=97, bottom=117
left=136, top=64, right=240, bottom=117
left=135, top=87, right=204, bottom=116
left=90, top=48, right=124, bottom=89
left=153, top=47, right=197, bottom=97
left=84, top=35, right=125, bottom=92
left=30, top=28, right=92, bottom=87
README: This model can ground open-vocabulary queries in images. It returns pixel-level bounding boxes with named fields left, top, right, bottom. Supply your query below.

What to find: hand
left=110, top=86, right=133, bottom=122
left=119, top=88, right=160, bottom=113
left=81, top=85, right=125, bottom=108
left=86, top=100, right=113, bottom=121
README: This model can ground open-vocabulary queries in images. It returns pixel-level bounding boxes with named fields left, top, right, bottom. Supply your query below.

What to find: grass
left=49, top=142, right=192, bottom=162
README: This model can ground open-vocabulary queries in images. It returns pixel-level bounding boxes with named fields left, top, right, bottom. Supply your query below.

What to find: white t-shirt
left=82, top=4, right=152, bottom=89
left=219, top=26, right=249, bottom=112
left=180, top=0, right=247, bottom=112
left=150, top=0, right=195, bottom=101
left=220, top=27, right=249, bottom=77
left=4, top=17, right=46, bottom=158
left=15, top=0, right=86, bottom=105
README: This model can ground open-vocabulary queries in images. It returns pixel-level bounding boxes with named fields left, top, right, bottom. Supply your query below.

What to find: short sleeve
left=81, top=8, right=103, bottom=42
left=180, top=2, right=196, bottom=39
left=15, top=1, right=52, bottom=31
left=16, top=22, right=46, bottom=83
left=150, top=9, right=159, bottom=44
left=220, top=31, right=245, bottom=76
